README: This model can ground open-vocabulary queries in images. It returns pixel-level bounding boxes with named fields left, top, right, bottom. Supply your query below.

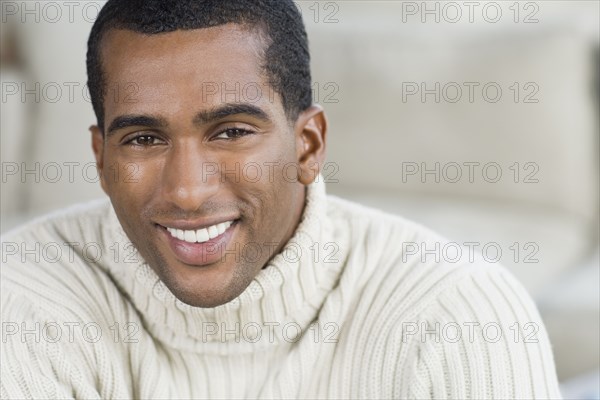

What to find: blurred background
left=1, top=1, right=598, bottom=398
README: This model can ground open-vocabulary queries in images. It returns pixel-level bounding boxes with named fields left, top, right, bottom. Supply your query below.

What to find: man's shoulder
left=2, top=198, right=114, bottom=242
left=325, top=193, right=455, bottom=268
left=325, top=194, right=532, bottom=319
left=324, top=195, right=560, bottom=399
left=2, top=199, right=116, bottom=268
left=327, top=192, right=446, bottom=236
left=1, top=199, right=122, bottom=315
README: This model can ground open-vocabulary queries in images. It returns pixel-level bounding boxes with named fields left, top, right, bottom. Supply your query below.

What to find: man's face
left=91, top=24, right=325, bottom=307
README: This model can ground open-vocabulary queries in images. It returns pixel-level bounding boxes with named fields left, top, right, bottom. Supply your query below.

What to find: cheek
left=102, top=157, right=162, bottom=208
left=237, top=135, right=297, bottom=184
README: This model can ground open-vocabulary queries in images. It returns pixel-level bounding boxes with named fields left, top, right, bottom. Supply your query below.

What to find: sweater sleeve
left=0, top=291, right=106, bottom=400
left=405, top=265, right=562, bottom=399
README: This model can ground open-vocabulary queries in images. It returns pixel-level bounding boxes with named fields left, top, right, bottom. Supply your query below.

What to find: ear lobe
left=90, top=125, right=108, bottom=194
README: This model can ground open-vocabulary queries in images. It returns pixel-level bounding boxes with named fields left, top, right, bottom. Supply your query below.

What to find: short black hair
left=86, top=0, right=312, bottom=131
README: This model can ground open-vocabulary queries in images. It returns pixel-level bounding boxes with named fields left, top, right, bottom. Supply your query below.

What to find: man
left=1, top=0, right=561, bottom=398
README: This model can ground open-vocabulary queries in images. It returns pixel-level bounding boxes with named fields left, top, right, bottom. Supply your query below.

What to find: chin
left=175, top=292, right=237, bottom=308
left=169, top=281, right=247, bottom=308
left=154, top=259, right=254, bottom=309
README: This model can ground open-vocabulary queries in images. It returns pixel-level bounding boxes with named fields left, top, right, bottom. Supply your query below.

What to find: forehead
left=100, top=23, right=266, bottom=78
left=99, top=24, right=272, bottom=116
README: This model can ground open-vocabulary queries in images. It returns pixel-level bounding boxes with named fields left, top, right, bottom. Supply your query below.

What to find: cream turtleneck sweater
left=1, top=177, right=561, bottom=399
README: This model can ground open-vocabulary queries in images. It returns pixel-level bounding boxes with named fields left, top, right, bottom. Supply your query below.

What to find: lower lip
left=159, top=221, right=239, bottom=266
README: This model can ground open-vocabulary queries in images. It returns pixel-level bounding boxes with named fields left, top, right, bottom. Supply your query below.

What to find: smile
left=164, top=220, right=235, bottom=243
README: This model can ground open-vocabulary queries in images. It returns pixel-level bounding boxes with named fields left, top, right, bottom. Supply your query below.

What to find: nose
left=161, top=143, right=219, bottom=213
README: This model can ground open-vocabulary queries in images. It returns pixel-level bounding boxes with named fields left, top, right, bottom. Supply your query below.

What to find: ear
left=90, top=125, right=108, bottom=194
left=293, top=104, right=327, bottom=185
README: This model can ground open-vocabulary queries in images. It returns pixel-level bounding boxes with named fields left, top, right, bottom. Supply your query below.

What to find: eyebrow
left=193, top=103, right=270, bottom=125
left=106, top=115, right=167, bottom=136
left=106, top=103, right=271, bottom=137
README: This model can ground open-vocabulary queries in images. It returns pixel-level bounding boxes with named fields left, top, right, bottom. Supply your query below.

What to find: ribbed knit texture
left=1, top=178, right=561, bottom=399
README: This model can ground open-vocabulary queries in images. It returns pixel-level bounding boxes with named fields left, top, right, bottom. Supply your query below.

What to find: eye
left=125, top=134, right=165, bottom=147
left=214, top=128, right=255, bottom=140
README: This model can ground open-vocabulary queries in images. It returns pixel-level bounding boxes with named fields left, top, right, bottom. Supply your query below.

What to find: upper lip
left=156, top=217, right=238, bottom=231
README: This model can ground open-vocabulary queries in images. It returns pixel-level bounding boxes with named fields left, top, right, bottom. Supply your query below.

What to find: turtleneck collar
left=99, top=177, right=346, bottom=354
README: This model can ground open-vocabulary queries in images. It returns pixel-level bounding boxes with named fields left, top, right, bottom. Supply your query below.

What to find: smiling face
left=91, top=24, right=326, bottom=307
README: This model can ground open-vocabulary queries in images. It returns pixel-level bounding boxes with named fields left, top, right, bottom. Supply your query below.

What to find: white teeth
left=207, top=225, right=219, bottom=239
left=184, top=230, right=196, bottom=243
left=196, top=228, right=209, bottom=243
left=166, top=221, right=234, bottom=243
